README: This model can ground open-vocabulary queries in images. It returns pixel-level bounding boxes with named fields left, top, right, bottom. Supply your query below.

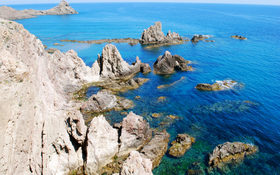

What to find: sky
left=0, top=0, right=279, bottom=5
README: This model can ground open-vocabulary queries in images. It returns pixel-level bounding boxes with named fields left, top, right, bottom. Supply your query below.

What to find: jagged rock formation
left=80, top=89, right=134, bottom=113
left=168, top=134, right=195, bottom=157
left=195, top=80, right=238, bottom=91
left=0, top=18, right=98, bottom=175
left=0, top=18, right=156, bottom=175
left=118, top=112, right=152, bottom=156
left=208, top=142, right=258, bottom=169
left=121, top=151, right=153, bottom=175
left=0, top=0, right=77, bottom=20
left=85, top=116, right=119, bottom=174
left=153, top=51, right=193, bottom=74
left=140, top=130, right=170, bottom=169
left=92, top=44, right=144, bottom=79
left=140, top=22, right=183, bottom=45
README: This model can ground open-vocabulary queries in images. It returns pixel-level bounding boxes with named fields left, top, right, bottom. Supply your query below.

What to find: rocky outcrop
left=140, top=22, right=183, bottom=46
left=140, top=63, right=152, bottom=74
left=231, top=35, right=247, bottom=40
left=168, top=134, right=195, bottom=157
left=119, top=112, right=152, bottom=156
left=153, top=51, right=192, bottom=74
left=85, top=116, right=119, bottom=174
left=140, top=130, right=170, bottom=169
left=81, top=89, right=134, bottom=114
left=195, top=80, right=238, bottom=91
left=0, top=0, right=77, bottom=20
left=0, top=18, right=99, bottom=175
left=92, top=44, right=143, bottom=79
left=208, top=142, right=258, bottom=169
left=121, top=151, right=153, bottom=175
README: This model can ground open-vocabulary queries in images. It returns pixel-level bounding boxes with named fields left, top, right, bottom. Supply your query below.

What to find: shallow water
left=13, top=3, right=280, bottom=174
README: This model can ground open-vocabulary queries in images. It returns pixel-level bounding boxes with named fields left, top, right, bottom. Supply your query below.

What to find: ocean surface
left=13, top=3, right=280, bottom=174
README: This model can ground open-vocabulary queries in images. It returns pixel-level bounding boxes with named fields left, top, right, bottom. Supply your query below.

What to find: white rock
left=121, top=151, right=153, bottom=175
left=85, top=116, right=119, bottom=174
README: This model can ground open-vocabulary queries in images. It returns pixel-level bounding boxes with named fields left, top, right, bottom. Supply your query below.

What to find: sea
left=12, top=2, right=280, bottom=174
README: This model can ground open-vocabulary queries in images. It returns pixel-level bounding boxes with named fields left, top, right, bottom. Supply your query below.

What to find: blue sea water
left=12, top=3, right=280, bottom=174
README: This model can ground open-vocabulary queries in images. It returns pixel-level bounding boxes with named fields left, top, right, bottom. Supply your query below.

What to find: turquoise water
left=13, top=3, right=280, bottom=174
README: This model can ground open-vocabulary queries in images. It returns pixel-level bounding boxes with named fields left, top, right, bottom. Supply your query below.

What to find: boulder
left=140, top=130, right=170, bottom=168
left=168, top=134, right=195, bottom=157
left=92, top=44, right=143, bottom=79
left=121, top=151, right=153, bottom=175
left=195, top=80, right=237, bottom=91
left=208, top=142, right=258, bottom=169
left=118, top=112, right=152, bottom=156
left=85, top=116, right=119, bottom=174
left=81, top=89, right=134, bottom=113
left=140, top=22, right=183, bottom=45
left=153, top=51, right=192, bottom=74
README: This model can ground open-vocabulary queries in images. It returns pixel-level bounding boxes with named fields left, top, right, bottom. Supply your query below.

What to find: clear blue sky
left=0, top=0, right=279, bottom=5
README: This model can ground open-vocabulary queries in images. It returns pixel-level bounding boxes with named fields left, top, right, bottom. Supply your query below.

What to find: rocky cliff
left=0, top=0, right=77, bottom=20
left=0, top=18, right=156, bottom=175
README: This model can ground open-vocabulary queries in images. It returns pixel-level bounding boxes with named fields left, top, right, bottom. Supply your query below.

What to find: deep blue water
left=13, top=3, right=280, bottom=174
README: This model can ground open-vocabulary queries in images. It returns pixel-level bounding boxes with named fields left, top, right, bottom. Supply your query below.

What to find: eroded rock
left=140, top=22, right=183, bottom=46
left=140, top=130, right=170, bottom=168
left=231, top=35, right=247, bottom=40
left=85, top=116, right=119, bottom=174
left=168, top=134, right=195, bottom=157
left=81, top=89, right=134, bottom=114
left=153, top=51, right=192, bottom=74
left=119, top=112, right=152, bottom=156
left=93, top=44, right=142, bottom=79
left=121, top=151, right=153, bottom=175
left=208, top=142, right=258, bottom=169
left=191, top=34, right=212, bottom=43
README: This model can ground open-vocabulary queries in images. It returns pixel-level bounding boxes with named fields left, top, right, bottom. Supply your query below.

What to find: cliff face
left=0, top=0, right=78, bottom=20
left=0, top=18, right=97, bottom=175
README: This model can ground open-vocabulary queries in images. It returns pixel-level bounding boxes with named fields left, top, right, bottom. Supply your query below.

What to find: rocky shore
left=0, top=0, right=77, bottom=20
left=0, top=9, right=258, bottom=175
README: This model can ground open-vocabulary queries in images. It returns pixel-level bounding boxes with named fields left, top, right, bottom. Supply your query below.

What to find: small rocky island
left=0, top=0, right=77, bottom=20
left=140, top=21, right=185, bottom=47
left=231, top=35, right=247, bottom=40
left=153, top=51, right=193, bottom=74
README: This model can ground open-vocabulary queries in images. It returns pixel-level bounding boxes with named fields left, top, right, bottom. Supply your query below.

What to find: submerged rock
left=121, top=151, right=153, bottom=175
left=157, top=76, right=186, bottom=89
left=81, top=89, right=134, bottom=114
left=119, top=112, right=152, bottom=156
left=191, top=100, right=258, bottom=115
left=92, top=44, right=145, bottom=79
left=140, top=22, right=183, bottom=46
left=231, top=35, right=247, bottom=40
left=195, top=80, right=238, bottom=91
left=140, top=130, right=170, bottom=169
left=208, top=142, right=258, bottom=169
left=85, top=116, right=119, bottom=174
left=0, top=0, right=77, bottom=20
left=168, top=134, right=195, bottom=157
left=153, top=51, right=192, bottom=74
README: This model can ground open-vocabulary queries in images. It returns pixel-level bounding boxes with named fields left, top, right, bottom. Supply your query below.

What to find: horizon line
left=1, top=1, right=280, bottom=6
